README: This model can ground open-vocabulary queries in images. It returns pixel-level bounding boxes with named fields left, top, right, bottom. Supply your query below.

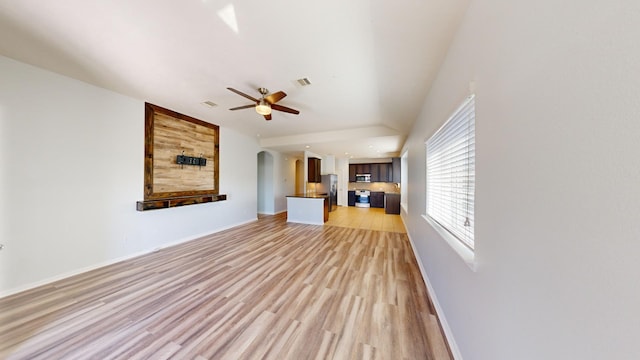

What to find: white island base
left=286, top=195, right=329, bottom=225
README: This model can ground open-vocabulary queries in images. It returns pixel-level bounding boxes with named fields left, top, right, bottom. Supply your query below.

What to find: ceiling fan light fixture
left=227, top=87, right=298, bottom=119
left=256, top=100, right=271, bottom=115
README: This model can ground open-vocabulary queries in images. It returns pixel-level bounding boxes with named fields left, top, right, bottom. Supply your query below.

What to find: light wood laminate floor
left=1, top=209, right=451, bottom=359
left=324, top=207, right=406, bottom=234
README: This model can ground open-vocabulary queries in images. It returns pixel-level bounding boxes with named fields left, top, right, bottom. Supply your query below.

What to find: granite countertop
left=287, top=193, right=329, bottom=199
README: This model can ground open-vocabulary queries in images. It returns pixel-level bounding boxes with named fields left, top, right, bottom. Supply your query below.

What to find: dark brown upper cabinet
left=349, top=162, right=396, bottom=182
left=355, top=164, right=370, bottom=174
left=392, top=157, right=401, bottom=183
left=308, top=157, right=321, bottom=183
left=348, top=164, right=357, bottom=182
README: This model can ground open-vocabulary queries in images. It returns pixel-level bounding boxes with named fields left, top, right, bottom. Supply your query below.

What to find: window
left=426, top=95, right=475, bottom=249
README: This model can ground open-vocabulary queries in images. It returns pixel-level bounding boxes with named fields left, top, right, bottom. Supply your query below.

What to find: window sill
left=422, top=214, right=477, bottom=272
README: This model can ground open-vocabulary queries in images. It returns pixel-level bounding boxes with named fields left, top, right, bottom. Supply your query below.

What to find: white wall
left=257, top=151, right=274, bottom=214
left=403, top=1, right=640, bottom=359
left=275, top=155, right=296, bottom=213
left=322, top=154, right=336, bottom=174
left=0, top=56, right=261, bottom=295
left=295, top=158, right=304, bottom=194
left=336, top=158, right=349, bottom=206
left=258, top=150, right=295, bottom=215
left=400, top=151, right=408, bottom=212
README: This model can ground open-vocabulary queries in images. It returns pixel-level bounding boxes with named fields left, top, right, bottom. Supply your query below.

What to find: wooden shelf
left=136, top=194, right=227, bottom=211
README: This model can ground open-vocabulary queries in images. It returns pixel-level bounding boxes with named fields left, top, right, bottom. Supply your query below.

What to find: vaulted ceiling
left=0, top=0, right=469, bottom=159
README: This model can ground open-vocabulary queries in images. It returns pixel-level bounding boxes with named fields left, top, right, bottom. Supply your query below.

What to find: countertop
left=286, top=194, right=329, bottom=199
left=348, top=189, right=400, bottom=195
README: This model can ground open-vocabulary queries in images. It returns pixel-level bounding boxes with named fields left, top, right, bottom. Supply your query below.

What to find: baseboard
left=286, top=219, right=323, bottom=226
left=0, top=217, right=258, bottom=299
left=257, top=210, right=287, bottom=215
left=402, top=215, right=463, bottom=360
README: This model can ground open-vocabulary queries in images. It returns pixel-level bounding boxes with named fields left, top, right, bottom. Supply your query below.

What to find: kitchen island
left=286, top=194, right=329, bottom=225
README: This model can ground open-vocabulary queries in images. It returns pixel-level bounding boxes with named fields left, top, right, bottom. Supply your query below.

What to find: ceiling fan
left=227, top=87, right=300, bottom=120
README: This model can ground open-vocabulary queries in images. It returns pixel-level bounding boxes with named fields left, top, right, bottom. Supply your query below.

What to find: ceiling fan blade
left=229, top=104, right=255, bottom=111
left=271, top=104, right=300, bottom=115
left=264, top=114, right=272, bottom=121
left=265, top=91, right=287, bottom=104
left=227, top=87, right=258, bottom=102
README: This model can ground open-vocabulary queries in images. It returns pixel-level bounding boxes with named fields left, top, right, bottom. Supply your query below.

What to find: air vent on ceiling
left=201, top=101, right=218, bottom=107
left=296, top=78, right=312, bottom=86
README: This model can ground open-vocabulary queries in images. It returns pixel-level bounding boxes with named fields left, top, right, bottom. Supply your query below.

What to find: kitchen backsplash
left=348, top=182, right=400, bottom=193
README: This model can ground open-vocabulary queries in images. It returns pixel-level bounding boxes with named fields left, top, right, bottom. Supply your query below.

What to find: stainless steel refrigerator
left=318, top=174, right=338, bottom=212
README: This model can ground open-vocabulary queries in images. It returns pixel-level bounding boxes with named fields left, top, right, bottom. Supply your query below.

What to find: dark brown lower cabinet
left=385, top=193, right=401, bottom=214
left=348, top=191, right=356, bottom=206
left=370, top=191, right=385, bottom=208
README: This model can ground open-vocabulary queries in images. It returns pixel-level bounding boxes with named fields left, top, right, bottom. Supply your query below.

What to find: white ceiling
left=0, top=0, right=469, bottom=159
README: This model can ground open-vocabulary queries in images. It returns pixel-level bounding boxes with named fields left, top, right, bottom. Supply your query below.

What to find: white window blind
left=426, top=95, right=475, bottom=249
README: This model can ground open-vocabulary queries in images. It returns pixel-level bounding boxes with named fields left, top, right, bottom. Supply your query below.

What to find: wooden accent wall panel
left=137, top=103, right=224, bottom=211
left=153, top=112, right=215, bottom=193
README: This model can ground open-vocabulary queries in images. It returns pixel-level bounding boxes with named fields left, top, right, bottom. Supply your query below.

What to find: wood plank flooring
left=0, top=209, right=451, bottom=359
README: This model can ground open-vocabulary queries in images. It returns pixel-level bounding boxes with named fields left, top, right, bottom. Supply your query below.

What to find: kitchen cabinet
left=348, top=190, right=356, bottom=206
left=385, top=193, right=400, bottom=214
left=392, top=157, right=401, bottom=183
left=370, top=191, right=385, bottom=208
left=349, top=162, right=395, bottom=183
left=372, top=163, right=393, bottom=182
left=355, top=164, right=370, bottom=175
left=370, top=164, right=380, bottom=182
left=308, top=157, right=321, bottom=183
left=382, top=163, right=393, bottom=182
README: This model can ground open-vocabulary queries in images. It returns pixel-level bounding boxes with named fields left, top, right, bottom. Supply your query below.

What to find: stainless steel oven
left=355, top=190, right=370, bottom=208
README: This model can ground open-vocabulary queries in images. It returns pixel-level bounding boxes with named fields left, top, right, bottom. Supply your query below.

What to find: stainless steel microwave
left=355, top=174, right=371, bottom=182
